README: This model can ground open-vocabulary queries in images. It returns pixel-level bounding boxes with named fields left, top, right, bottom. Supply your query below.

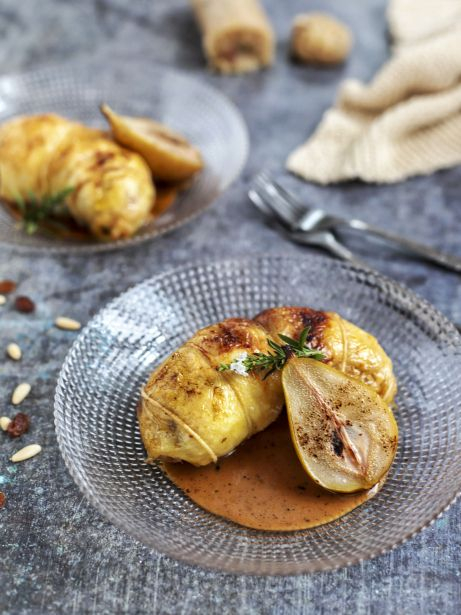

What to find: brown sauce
left=164, top=414, right=380, bottom=531
left=152, top=183, right=181, bottom=215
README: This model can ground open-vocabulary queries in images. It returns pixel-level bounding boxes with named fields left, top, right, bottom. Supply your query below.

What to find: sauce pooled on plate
left=164, top=414, right=380, bottom=531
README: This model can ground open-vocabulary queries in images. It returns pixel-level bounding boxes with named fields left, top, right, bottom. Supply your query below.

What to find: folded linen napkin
left=389, top=0, right=461, bottom=51
left=286, top=0, right=461, bottom=184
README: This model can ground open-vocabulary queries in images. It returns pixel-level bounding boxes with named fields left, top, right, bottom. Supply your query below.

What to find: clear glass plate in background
left=54, top=256, right=461, bottom=575
left=0, top=62, right=248, bottom=253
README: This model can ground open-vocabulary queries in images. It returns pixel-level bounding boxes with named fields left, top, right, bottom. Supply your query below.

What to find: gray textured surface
left=1, top=0, right=461, bottom=613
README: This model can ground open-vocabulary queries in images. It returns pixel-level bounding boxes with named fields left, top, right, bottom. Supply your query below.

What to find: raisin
left=7, top=412, right=30, bottom=438
left=0, top=492, right=5, bottom=508
left=0, top=280, right=16, bottom=294
left=14, top=296, right=35, bottom=313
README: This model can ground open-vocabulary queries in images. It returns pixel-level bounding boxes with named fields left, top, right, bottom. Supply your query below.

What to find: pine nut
left=12, top=382, right=31, bottom=405
left=55, top=316, right=81, bottom=331
left=10, top=444, right=42, bottom=463
left=6, top=343, right=22, bottom=361
left=0, top=295, right=6, bottom=306
left=0, top=416, right=11, bottom=431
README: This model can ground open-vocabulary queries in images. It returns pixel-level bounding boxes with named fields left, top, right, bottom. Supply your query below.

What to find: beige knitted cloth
left=286, top=0, right=461, bottom=184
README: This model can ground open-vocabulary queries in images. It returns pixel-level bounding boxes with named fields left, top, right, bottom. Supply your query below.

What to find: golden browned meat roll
left=139, top=307, right=397, bottom=467
left=0, top=114, right=155, bottom=240
left=254, top=307, right=397, bottom=405
left=191, top=0, right=274, bottom=74
left=139, top=318, right=285, bottom=466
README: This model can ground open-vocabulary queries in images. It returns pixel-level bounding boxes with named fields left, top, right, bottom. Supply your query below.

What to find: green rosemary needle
left=15, top=187, right=75, bottom=234
left=218, top=326, right=325, bottom=379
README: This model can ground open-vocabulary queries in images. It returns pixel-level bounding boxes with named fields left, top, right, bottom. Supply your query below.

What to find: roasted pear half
left=100, top=103, right=203, bottom=182
left=282, top=357, right=398, bottom=493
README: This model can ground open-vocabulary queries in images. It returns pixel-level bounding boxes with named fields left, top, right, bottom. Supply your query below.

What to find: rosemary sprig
left=218, top=326, right=325, bottom=379
left=15, top=187, right=75, bottom=234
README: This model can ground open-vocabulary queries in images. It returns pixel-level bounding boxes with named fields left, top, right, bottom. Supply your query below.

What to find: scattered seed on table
left=11, top=383, right=31, bottom=405
left=55, top=316, right=81, bottom=331
left=6, top=343, right=22, bottom=361
left=7, top=412, right=30, bottom=438
left=0, top=416, right=11, bottom=431
left=14, top=296, right=35, bottom=313
left=0, top=280, right=16, bottom=294
left=10, top=444, right=42, bottom=463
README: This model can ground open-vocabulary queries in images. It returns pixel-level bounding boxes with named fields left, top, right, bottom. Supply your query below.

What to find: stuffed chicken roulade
left=139, top=307, right=397, bottom=466
left=0, top=114, right=155, bottom=240
left=139, top=318, right=285, bottom=466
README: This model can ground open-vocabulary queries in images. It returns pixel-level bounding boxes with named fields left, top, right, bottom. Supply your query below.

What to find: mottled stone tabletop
left=1, top=0, right=460, bottom=613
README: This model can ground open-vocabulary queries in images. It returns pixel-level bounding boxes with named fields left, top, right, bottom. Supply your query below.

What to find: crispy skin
left=255, top=307, right=397, bottom=404
left=255, top=306, right=329, bottom=350
left=139, top=318, right=284, bottom=466
left=0, top=114, right=154, bottom=240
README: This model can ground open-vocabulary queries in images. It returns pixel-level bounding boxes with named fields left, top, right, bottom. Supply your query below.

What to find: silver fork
left=251, top=172, right=461, bottom=274
left=249, top=187, right=369, bottom=268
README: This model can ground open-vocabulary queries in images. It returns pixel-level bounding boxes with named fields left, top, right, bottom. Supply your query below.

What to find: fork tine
left=253, top=172, right=301, bottom=214
left=254, top=172, right=307, bottom=219
left=251, top=179, right=298, bottom=228
left=252, top=173, right=301, bottom=228
left=253, top=171, right=276, bottom=201
left=250, top=180, right=368, bottom=265
left=254, top=170, right=272, bottom=187
left=267, top=179, right=306, bottom=220
left=249, top=187, right=305, bottom=239
left=271, top=179, right=307, bottom=218
left=248, top=188, right=272, bottom=217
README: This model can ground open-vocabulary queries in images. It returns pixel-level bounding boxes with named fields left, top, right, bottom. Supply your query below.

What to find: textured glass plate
left=0, top=62, right=248, bottom=252
left=55, top=256, right=461, bottom=575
